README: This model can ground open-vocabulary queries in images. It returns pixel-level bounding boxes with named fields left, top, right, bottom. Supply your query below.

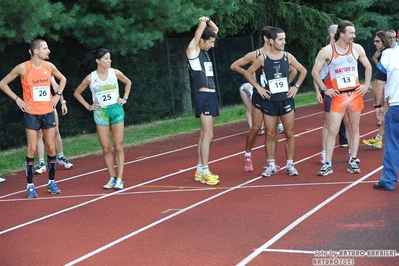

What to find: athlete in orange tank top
left=21, top=61, right=53, bottom=115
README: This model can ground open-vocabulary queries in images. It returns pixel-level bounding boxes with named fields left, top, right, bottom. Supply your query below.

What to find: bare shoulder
left=186, top=41, right=200, bottom=59
left=319, top=44, right=332, bottom=58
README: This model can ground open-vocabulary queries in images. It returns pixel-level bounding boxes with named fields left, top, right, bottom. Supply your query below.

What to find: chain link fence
left=0, top=36, right=375, bottom=151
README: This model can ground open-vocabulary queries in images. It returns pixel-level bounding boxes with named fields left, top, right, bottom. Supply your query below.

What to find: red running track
left=0, top=92, right=398, bottom=266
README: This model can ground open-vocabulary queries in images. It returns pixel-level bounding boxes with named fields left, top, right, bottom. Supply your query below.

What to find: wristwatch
left=123, top=96, right=128, bottom=101
left=322, top=88, right=328, bottom=92
left=295, top=83, right=300, bottom=89
left=56, top=91, right=62, bottom=96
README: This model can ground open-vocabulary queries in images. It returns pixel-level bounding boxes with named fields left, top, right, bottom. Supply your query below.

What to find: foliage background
left=0, top=0, right=398, bottom=150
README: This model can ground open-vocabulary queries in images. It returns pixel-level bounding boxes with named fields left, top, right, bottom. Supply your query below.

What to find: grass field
left=0, top=92, right=317, bottom=175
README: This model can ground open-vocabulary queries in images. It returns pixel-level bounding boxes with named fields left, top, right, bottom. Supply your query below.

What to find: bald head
left=328, top=25, right=337, bottom=35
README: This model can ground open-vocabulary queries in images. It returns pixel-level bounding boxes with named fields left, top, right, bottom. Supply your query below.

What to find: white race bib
left=33, top=86, right=50, bottom=102
left=96, top=90, right=118, bottom=107
left=268, top=78, right=289, bottom=94
left=203, top=62, right=214, bottom=77
left=337, top=73, right=356, bottom=89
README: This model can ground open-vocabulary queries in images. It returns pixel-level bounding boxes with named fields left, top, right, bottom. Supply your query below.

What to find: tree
left=0, top=0, right=78, bottom=50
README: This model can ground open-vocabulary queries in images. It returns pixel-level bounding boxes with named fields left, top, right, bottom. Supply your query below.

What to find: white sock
left=58, top=152, right=64, bottom=159
left=202, top=166, right=209, bottom=174
left=244, top=152, right=251, bottom=157
left=27, top=183, right=34, bottom=189
left=197, top=164, right=202, bottom=173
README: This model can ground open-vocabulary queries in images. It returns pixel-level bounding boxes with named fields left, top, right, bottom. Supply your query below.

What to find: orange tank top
left=21, top=61, right=53, bottom=115
left=328, top=43, right=360, bottom=92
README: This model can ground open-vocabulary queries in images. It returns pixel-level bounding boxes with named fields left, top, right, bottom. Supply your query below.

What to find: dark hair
left=80, top=48, right=110, bottom=71
left=375, top=31, right=390, bottom=49
left=261, top=26, right=273, bottom=39
left=29, top=39, right=46, bottom=55
left=334, top=20, right=355, bottom=41
left=201, top=27, right=217, bottom=41
left=269, top=27, right=284, bottom=41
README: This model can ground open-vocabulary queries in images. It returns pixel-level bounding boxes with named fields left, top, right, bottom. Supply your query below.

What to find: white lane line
left=236, top=166, right=383, bottom=266
left=0, top=106, right=376, bottom=199
left=64, top=176, right=265, bottom=266
left=0, top=179, right=379, bottom=203
left=0, top=121, right=381, bottom=234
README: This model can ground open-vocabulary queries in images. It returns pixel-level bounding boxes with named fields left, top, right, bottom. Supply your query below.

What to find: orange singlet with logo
left=21, top=61, right=53, bottom=115
left=328, top=43, right=363, bottom=113
left=328, top=43, right=360, bottom=91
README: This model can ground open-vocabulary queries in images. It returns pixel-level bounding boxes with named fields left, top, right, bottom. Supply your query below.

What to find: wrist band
left=61, top=100, right=66, bottom=105
left=374, top=104, right=382, bottom=108
left=15, top=96, right=18, bottom=101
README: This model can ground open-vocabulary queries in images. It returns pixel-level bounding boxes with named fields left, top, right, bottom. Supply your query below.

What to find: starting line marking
left=236, top=166, right=383, bottom=265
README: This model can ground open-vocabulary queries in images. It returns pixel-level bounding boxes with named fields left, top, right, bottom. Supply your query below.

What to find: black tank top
left=188, top=50, right=215, bottom=92
left=263, top=52, right=290, bottom=101
left=252, top=49, right=267, bottom=96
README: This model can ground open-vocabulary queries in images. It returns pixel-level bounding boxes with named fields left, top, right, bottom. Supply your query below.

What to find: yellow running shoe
left=194, top=171, right=202, bottom=181
left=363, top=138, right=382, bottom=148
left=199, top=172, right=220, bottom=185
left=195, top=171, right=219, bottom=181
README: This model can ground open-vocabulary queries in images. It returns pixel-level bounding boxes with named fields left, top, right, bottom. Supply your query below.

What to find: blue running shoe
left=47, top=181, right=61, bottom=194
left=114, top=178, right=124, bottom=190
left=27, top=185, right=38, bottom=198
left=103, top=177, right=117, bottom=189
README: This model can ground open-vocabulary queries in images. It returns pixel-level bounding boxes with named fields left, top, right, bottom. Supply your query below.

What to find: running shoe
left=57, top=157, right=73, bottom=169
left=47, top=181, right=61, bottom=194
left=317, top=163, right=333, bottom=176
left=363, top=138, right=383, bottom=149
left=262, top=165, right=277, bottom=177
left=199, top=172, right=220, bottom=185
left=278, top=123, right=284, bottom=134
left=34, top=162, right=47, bottom=175
left=286, top=163, right=299, bottom=176
left=114, top=178, right=124, bottom=190
left=258, top=127, right=265, bottom=135
left=348, top=161, right=361, bottom=174
left=194, top=171, right=202, bottom=181
left=195, top=171, right=219, bottom=181
left=103, top=177, right=117, bottom=189
left=27, top=185, right=38, bottom=198
left=244, top=156, right=254, bottom=172
left=0, top=177, right=5, bottom=183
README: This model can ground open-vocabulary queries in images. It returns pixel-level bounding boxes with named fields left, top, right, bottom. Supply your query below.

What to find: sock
left=39, top=158, right=45, bottom=164
left=326, top=161, right=332, bottom=167
left=48, top=155, right=56, bottom=181
left=287, top=159, right=293, bottom=166
left=321, top=150, right=326, bottom=155
left=202, top=166, right=209, bottom=175
left=48, top=180, right=54, bottom=185
left=58, top=152, right=64, bottom=159
left=268, top=159, right=276, bottom=169
left=244, top=152, right=251, bottom=157
left=375, top=134, right=383, bottom=141
left=197, top=164, right=202, bottom=173
left=27, top=183, right=34, bottom=189
left=26, top=157, right=34, bottom=184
